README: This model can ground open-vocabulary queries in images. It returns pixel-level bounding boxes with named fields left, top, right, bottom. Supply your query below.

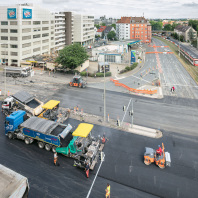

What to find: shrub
left=80, top=71, right=87, bottom=76
left=125, top=66, right=131, bottom=71
left=88, top=73, right=95, bottom=77
left=96, top=72, right=104, bottom=77
left=120, top=69, right=126, bottom=74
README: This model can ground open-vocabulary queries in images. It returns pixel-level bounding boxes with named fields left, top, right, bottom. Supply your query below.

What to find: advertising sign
left=7, top=8, right=17, bottom=19
left=23, top=8, right=32, bottom=19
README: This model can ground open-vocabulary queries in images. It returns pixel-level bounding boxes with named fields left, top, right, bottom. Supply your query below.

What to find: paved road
left=152, top=38, right=198, bottom=99
left=1, top=107, right=198, bottom=198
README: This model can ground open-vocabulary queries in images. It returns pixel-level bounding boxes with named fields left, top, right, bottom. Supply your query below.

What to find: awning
left=42, top=100, right=60, bottom=109
left=72, top=123, right=94, bottom=138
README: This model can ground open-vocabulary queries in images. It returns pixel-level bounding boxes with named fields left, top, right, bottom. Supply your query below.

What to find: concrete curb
left=69, top=110, right=162, bottom=139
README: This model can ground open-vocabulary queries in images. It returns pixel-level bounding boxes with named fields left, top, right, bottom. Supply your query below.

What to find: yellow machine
left=38, top=100, right=70, bottom=122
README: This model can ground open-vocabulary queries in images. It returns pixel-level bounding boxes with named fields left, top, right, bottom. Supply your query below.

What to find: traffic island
left=69, top=110, right=162, bottom=139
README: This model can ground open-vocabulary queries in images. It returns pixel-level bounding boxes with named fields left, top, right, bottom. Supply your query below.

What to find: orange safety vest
left=106, top=186, right=110, bottom=196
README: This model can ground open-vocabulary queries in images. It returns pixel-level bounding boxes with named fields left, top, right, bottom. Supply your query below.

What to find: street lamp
left=178, top=34, right=180, bottom=57
left=104, top=64, right=106, bottom=122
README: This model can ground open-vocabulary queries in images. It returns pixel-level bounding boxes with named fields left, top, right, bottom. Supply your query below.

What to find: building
left=0, top=3, right=55, bottom=66
left=104, top=26, right=116, bottom=38
left=116, top=16, right=151, bottom=43
left=64, top=12, right=74, bottom=46
left=95, top=15, right=117, bottom=26
left=54, top=12, right=66, bottom=51
left=96, top=26, right=107, bottom=37
left=73, top=14, right=95, bottom=46
left=174, top=25, right=197, bottom=42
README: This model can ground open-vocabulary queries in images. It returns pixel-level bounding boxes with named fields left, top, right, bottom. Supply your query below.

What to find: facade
left=116, top=17, right=151, bottom=43
left=95, top=16, right=117, bottom=26
left=0, top=3, right=55, bottom=66
left=64, top=12, right=74, bottom=46
left=73, top=14, right=95, bottom=46
left=54, top=12, right=65, bottom=51
left=96, top=26, right=106, bottom=37
left=174, top=25, right=197, bottom=42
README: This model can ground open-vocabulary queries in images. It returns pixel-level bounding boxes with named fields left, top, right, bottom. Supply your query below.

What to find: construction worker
left=156, top=145, right=162, bottom=156
left=85, top=162, right=90, bottom=178
left=54, top=152, right=59, bottom=166
left=105, top=183, right=110, bottom=198
left=101, top=133, right=106, bottom=144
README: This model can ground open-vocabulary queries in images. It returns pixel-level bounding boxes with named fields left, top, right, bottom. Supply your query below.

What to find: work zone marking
left=130, top=74, right=150, bottom=83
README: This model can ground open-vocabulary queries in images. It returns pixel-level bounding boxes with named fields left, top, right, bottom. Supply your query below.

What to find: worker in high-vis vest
left=105, top=183, right=110, bottom=198
left=54, top=152, right=58, bottom=166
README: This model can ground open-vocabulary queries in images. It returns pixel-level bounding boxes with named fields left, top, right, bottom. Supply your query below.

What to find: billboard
left=23, top=8, right=32, bottom=19
left=7, top=8, right=17, bottom=19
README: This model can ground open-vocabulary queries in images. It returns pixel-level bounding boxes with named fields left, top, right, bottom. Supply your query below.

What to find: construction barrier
left=148, top=45, right=169, bottom=48
left=110, top=79, right=157, bottom=95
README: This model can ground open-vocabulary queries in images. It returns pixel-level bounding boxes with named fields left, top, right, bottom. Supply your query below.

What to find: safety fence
left=148, top=45, right=169, bottom=48
left=145, top=52, right=174, bottom=54
left=110, top=79, right=157, bottom=95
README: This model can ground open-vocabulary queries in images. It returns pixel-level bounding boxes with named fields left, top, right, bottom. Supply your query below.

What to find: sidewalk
left=69, top=110, right=162, bottom=139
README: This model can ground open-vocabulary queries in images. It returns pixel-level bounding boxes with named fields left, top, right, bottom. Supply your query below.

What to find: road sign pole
left=131, top=99, right=133, bottom=128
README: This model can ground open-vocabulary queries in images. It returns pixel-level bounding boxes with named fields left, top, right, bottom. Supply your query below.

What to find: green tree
left=101, top=23, right=106, bottom=26
left=150, top=21, right=163, bottom=30
left=94, top=24, right=100, bottom=29
left=111, top=24, right=116, bottom=30
left=163, top=24, right=172, bottom=31
left=188, top=20, right=198, bottom=32
left=107, top=31, right=117, bottom=40
left=102, top=31, right=105, bottom=39
left=55, top=44, right=89, bottom=70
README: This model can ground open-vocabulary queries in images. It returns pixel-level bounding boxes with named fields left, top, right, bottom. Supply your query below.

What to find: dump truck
left=5, top=110, right=73, bottom=152
left=4, top=66, right=32, bottom=77
left=69, top=75, right=86, bottom=88
left=0, top=164, right=29, bottom=198
left=2, top=90, right=43, bottom=116
left=56, top=123, right=104, bottom=170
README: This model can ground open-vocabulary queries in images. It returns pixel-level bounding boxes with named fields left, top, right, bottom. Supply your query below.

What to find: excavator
left=144, top=143, right=171, bottom=169
left=69, top=75, right=86, bottom=88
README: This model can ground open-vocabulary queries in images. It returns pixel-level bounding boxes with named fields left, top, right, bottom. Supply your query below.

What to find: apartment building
left=54, top=12, right=65, bottom=51
left=0, top=3, right=55, bottom=66
left=64, top=12, right=74, bottom=46
left=73, top=14, right=95, bottom=46
left=116, top=17, right=151, bottom=43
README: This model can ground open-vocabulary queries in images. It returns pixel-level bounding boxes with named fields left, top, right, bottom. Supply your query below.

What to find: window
left=22, top=43, right=31, bottom=48
left=1, top=36, right=8, bottom=40
left=33, top=28, right=41, bottom=32
left=22, top=21, right=31, bottom=25
left=10, top=45, right=18, bottom=48
left=11, top=59, right=18, bottom=63
left=10, top=29, right=18, bottom=33
left=1, top=44, right=8, bottom=48
left=42, top=33, right=49, bottom=37
left=42, top=21, right=49, bottom=24
left=1, top=51, right=8, bottom=55
left=11, top=52, right=18, bottom=56
left=22, top=36, right=31, bottom=40
left=42, top=27, right=49, bottom=31
left=33, top=47, right=40, bottom=52
left=33, top=41, right=40, bottom=45
left=33, top=21, right=40, bottom=25
left=51, top=32, right=54, bottom=34
left=51, top=20, right=54, bottom=24
left=42, top=39, right=49, bottom=43
left=22, top=49, right=31, bottom=55
left=1, top=29, right=8, bottom=33
left=22, top=28, right=31, bottom=33
left=10, top=21, right=17, bottom=25
left=10, top=37, right=18, bottom=41
left=1, top=21, right=8, bottom=25
left=33, top=34, right=41, bottom=39
left=42, top=45, right=49, bottom=50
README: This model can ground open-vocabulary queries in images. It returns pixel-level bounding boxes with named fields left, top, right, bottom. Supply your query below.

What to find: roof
left=21, top=116, right=58, bottom=134
left=13, top=91, right=34, bottom=104
left=116, top=16, right=148, bottom=24
left=72, top=123, right=94, bottom=138
left=97, top=26, right=107, bottom=32
left=175, top=25, right=191, bottom=32
left=104, top=26, right=113, bottom=33
left=42, top=100, right=60, bottom=109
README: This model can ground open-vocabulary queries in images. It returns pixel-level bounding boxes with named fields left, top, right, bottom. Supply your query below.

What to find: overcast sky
left=1, top=0, right=198, bottom=19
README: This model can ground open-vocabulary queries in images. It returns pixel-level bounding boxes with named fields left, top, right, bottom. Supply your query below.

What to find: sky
left=1, top=0, right=198, bottom=19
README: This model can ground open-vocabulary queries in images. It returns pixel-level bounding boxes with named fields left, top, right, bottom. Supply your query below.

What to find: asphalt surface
left=1, top=104, right=198, bottom=198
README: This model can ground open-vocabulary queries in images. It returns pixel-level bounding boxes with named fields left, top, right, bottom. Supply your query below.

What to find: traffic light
left=123, top=105, right=126, bottom=111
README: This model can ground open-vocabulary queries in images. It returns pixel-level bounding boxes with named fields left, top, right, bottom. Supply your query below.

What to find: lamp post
left=104, top=64, right=106, bottom=122
left=178, top=34, right=180, bottom=57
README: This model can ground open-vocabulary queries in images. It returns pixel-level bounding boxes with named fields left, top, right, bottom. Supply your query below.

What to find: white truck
left=4, top=66, right=32, bottom=77
left=0, top=164, right=29, bottom=198
left=2, top=90, right=44, bottom=116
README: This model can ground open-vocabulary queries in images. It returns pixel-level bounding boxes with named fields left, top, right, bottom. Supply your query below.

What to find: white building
left=54, top=12, right=65, bottom=51
left=116, top=23, right=130, bottom=40
left=0, top=3, right=55, bottom=66
left=73, top=14, right=95, bottom=46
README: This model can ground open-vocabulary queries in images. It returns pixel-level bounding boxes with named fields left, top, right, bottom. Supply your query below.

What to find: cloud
left=182, top=2, right=198, bottom=7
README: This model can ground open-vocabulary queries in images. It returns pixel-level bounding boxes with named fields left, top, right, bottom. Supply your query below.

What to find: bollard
left=107, top=114, right=109, bottom=122
left=74, top=107, right=76, bottom=114
left=8, top=91, right=9, bottom=96
left=81, top=108, right=83, bottom=115
left=0, top=89, right=1, bottom=95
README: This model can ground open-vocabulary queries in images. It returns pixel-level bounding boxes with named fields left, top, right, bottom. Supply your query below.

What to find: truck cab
left=2, top=97, right=14, bottom=112
left=5, top=110, right=26, bottom=139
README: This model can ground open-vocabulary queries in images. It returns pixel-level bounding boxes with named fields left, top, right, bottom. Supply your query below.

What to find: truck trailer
left=0, top=164, right=29, bottom=198
left=4, top=66, right=32, bottom=77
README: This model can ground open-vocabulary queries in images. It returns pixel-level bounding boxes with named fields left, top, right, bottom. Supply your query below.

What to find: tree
left=94, top=24, right=100, bottom=29
left=101, top=23, right=106, bottom=26
left=102, top=31, right=105, bottom=39
left=163, top=24, right=172, bottom=31
left=55, top=44, right=89, bottom=70
left=150, top=21, right=163, bottom=30
left=111, top=24, right=116, bottom=30
left=107, top=31, right=117, bottom=40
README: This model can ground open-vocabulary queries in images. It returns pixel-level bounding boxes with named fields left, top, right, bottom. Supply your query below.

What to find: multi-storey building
left=0, top=3, right=55, bottom=66
left=116, top=17, right=151, bottom=43
left=73, top=14, right=95, bottom=46
left=54, top=12, right=66, bottom=51
left=64, top=12, right=74, bottom=46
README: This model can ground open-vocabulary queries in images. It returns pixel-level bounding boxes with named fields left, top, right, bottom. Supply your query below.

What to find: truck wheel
left=45, top=144, right=51, bottom=151
left=38, top=142, right=45, bottom=149
left=7, top=132, right=13, bottom=139
left=24, top=137, right=30, bottom=145
left=52, top=146, right=57, bottom=153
